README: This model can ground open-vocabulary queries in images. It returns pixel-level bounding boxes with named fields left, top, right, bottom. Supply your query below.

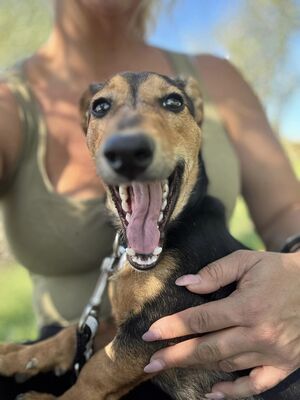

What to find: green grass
left=229, top=197, right=264, bottom=250
left=0, top=141, right=299, bottom=342
left=0, top=264, right=37, bottom=342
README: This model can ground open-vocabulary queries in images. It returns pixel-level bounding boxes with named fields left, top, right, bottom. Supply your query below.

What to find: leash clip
left=74, top=232, right=124, bottom=376
left=78, top=232, right=123, bottom=333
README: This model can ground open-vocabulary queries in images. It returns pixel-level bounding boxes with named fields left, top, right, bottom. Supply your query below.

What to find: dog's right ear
left=79, top=83, right=103, bottom=134
left=182, top=76, right=203, bottom=127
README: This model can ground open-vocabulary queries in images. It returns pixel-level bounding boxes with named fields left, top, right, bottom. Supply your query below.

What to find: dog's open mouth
left=109, top=165, right=183, bottom=271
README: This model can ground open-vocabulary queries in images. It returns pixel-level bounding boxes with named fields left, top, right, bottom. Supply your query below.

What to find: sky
left=148, top=0, right=300, bottom=142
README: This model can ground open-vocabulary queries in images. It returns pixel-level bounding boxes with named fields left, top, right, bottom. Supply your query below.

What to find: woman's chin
left=77, top=0, right=141, bottom=18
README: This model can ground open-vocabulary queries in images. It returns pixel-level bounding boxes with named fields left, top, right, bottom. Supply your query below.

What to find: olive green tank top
left=0, top=52, right=240, bottom=327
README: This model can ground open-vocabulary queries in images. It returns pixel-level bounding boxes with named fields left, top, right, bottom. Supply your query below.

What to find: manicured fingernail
left=142, top=328, right=161, bottom=341
left=176, top=274, right=201, bottom=286
left=205, top=392, right=225, bottom=399
left=144, top=359, right=165, bottom=373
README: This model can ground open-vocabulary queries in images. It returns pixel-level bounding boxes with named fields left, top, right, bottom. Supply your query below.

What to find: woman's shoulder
left=193, top=53, right=252, bottom=101
left=192, top=53, right=269, bottom=138
left=167, top=50, right=254, bottom=111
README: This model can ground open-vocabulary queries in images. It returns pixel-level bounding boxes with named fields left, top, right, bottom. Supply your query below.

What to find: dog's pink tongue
left=127, top=182, right=162, bottom=254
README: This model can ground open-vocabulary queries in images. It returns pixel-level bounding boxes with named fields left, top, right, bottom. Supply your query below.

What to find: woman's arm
left=195, top=55, right=300, bottom=250
left=0, top=83, right=24, bottom=187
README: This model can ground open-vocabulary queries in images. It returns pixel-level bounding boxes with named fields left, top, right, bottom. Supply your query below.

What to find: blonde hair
left=53, top=0, right=175, bottom=38
left=132, top=0, right=175, bottom=37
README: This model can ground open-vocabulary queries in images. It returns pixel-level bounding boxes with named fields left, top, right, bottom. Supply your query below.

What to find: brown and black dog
left=0, top=72, right=259, bottom=400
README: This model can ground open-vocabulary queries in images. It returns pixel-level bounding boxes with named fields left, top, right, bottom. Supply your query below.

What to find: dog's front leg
left=19, top=336, right=153, bottom=400
left=0, top=326, right=77, bottom=381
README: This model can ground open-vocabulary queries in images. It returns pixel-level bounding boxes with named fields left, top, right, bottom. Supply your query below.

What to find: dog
left=0, top=71, right=263, bottom=400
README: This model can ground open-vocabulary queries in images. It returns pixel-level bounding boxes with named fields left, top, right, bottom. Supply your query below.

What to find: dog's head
left=80, top=72, right=203, bottom=271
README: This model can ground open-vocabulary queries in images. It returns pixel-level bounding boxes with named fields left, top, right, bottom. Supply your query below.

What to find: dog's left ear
left=182, top=76, right=204, bottom=127
left=79, top=83, right=103, bottom=134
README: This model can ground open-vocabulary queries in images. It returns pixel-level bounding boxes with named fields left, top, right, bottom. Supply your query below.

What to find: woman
left=0, top=1, right=299, bottom=399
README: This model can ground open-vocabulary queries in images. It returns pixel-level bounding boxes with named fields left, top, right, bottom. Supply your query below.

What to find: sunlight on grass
left=229, top=197, right=264, bottom=250
left=0, top=264, right=37, bottom=342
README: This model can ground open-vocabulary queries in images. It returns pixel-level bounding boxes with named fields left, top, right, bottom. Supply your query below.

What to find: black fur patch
left=122, top=72, right=151, bottom=107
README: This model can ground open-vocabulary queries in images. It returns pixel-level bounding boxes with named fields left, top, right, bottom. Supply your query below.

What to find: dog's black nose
left=103, top=134, right=154, bottom=179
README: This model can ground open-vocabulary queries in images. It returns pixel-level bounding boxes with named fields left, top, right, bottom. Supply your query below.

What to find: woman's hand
left=142, top=250, right=300, bottom=399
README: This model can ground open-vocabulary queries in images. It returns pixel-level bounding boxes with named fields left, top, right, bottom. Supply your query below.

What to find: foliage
left=0, top=0, right=51, bottom=69
left=217, top=0, right=300, bottom=131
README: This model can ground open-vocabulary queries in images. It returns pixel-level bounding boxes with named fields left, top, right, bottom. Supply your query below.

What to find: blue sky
left=148, top=0, right=299, bottom=141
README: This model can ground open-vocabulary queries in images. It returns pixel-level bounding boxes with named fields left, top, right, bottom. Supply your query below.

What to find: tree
left=217, top=0, right=300, bottom=133
left=0, top=0, right=51, bottom=69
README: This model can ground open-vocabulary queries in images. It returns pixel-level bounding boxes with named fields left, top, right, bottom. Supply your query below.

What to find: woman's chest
left=39, top=91, right=105, bottom=199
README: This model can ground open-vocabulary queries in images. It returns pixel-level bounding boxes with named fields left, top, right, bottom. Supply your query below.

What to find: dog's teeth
left=153, top=247, right=162, bottom=256
left=161, top=199, right=167, bottom=211
left=119, top=185, right=128, bottom=195
left=145, top=257, right=153, bottom=265
left=121, top=201, right=129, bottom=212
left=131, top=253, right=160, bottom=267
left=158, top=212, right=164, bottom=223
left=163, top=183, right=169, bottom=198
left=126, top=248, right=135, bottom=256
left=162, top=191, right=168, bottom=200
left=119, top=185, right=128, bottom=202
left=151, top=255, right=158, bottom=263
left=125, top=213, right=131, bottom=223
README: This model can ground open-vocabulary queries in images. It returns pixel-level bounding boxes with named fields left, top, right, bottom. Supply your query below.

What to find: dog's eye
left=162, top=93, right=184, bottom=113
left=91, top=97, right=111, bottom=118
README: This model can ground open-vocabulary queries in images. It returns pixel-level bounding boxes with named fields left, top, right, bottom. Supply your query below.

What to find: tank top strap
left=0, top=63, right=46, bottom=191
left=165, top=51, right=209, bottom=98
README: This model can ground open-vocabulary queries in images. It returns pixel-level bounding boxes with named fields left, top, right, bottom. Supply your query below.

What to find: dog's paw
left=16, top=393, right=56, bottom=400
left=0, top=343, right=24, bottom=355
left=0, top=326, right=77, bottom=379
